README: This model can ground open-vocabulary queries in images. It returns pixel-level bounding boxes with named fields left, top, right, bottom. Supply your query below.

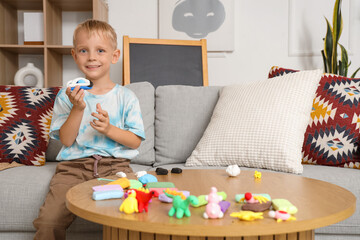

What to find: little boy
left=33, top=19, right=145, bottom=240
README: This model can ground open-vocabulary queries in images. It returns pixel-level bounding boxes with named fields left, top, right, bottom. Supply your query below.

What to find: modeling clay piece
left=226, top=165, right=240, bottom=177
left=269, top=210, right=296, bottom=222
left=116, top=171, right=127, bottom=178
left=138, top=174, right=158, bottom=185
left=171, top=168, right=182, bottom=174
left=230, top=211, right=264, bottom=221
left=119, top=189, right=138, bottom=214
left=219, top=201, right=231, bottom=213
left=272, top=199, right=298, bottom=214
left=193, top=191, right=227, bottom=207
left=135, top=171, right=147, bottom=178
left=235, top=193, right=271, bottom=203
left=107, top=178, right=130, bottom=189
left=155, top=167, right=168, bottom=175
left=92, top=190, right=124, bottom=201
left=145, top=182, right=176, bottom=189
left=67, top=77, right=93, bottom=90
left=134, top=188, right=159, bottom=212
left=242, top=201, right=272, bottom=212
left=238, top=192, right=270, bottom=204
left=92, top=184, right=122, bottom=192
left=254, top=170, right=262, bottom=179
left=158, top=191, right=190, bottom=203
left=203, top=187, right=224, bottom=219
left=164, top=190, right=199, bottom=219
left=129, top=179, right=143, bottom=189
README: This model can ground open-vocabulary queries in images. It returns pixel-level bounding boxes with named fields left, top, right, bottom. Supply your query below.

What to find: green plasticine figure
left=164, top=191, right=199, bottom=219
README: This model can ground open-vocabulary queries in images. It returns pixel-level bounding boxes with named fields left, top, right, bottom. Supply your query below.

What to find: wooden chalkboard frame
left=122, top=36, right=208, bottom=87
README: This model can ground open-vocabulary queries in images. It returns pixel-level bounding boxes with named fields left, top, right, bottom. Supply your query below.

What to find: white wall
left=107, top=0, right=360, bottom=86
left=16, top=0, right=360, bottom=86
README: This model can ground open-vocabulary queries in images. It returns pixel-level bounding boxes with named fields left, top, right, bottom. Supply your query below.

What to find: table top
left=66, top=169, right=356, bottom=237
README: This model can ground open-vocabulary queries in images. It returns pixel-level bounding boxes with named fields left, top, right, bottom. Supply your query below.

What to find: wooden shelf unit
left=0, top=0, right=108, bottom=87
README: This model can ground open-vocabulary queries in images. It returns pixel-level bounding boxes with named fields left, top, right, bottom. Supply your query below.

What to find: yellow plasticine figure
left=119, top=189, right=138, bottom=214
left=254, top=171, right=262, bottom=179
left=230, top=211, right=264, bottom=221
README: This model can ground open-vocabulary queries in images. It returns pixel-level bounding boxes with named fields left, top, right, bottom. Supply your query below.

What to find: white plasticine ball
left=116, top=171, right=127, bottom=178
left=135, top=171, right=147, bottom=178
left=226, top=165, right=241, bottom=177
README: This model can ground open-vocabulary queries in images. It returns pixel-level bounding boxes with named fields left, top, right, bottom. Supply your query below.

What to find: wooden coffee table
left=66, top=169, right=356, bottom=240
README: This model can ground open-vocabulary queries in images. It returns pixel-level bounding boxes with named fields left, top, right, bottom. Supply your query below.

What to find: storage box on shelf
left=0, top=0, right=108, bottom=87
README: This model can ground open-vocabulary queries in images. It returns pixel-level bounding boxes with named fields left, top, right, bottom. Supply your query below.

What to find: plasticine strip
left=92, top=190, right=124, bottom=201
left=145, top=182, right=175, bottom=189
left=92, top=184, right=123, bottom=192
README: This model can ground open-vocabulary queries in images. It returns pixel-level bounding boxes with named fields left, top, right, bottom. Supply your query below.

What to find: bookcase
left=0, top=0, right=108, bottom=87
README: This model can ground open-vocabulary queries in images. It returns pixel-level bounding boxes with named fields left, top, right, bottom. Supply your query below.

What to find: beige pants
left=33, top=157, right=132, bottom=240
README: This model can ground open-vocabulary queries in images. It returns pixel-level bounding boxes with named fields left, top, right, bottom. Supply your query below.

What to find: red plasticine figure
left=134, top=188, right=159, bottom=212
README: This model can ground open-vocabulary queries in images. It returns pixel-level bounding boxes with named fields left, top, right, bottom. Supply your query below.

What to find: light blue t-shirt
left=49, top=84, right=145, bottom=161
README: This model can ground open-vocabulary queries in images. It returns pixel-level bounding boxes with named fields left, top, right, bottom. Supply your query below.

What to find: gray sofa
left=0, top=82, right=358, bottom=240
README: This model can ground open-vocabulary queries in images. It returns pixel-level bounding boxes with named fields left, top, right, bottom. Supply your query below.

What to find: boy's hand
left=66, top=86, right=86, bottom=110
left=90, top=103, right=111, bottom=134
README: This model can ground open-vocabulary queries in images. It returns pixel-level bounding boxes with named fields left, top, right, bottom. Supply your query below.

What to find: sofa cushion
left=154, top=85, right=221, bottom=166
left=186, top=69, right=323, bottom=174
left=269, top=66, right=360, bottom=170
left=125, top=82, right=155, bottom=165
left=46, top=82, right=155, bottom=166
left=0, top=86, right=60, bottom=166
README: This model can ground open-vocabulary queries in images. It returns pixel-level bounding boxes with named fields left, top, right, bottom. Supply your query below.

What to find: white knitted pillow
left=185, top=69, right=323, bottom=174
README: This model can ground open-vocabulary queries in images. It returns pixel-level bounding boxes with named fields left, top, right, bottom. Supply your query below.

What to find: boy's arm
left=59, top=86, right=86, bottom=147
left=104, top=126, right=142, bottom=149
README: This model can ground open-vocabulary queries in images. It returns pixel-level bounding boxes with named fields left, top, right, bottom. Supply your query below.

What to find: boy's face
left=71, top=30, right=120, bottom=81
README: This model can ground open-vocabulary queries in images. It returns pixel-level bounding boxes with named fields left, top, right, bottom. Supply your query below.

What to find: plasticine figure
left=164, top=190, right=199, bottom=219
left=203, top=187, right=224, bottom=219
left=230, top=211, right=264, bottom=221
left=239, top=192, right=269, bottom=204
left=134, top=188, right=159, bottom=212
left=119, top=189, right=138, bottom=214
left=268, top=210, right=296, bottom=222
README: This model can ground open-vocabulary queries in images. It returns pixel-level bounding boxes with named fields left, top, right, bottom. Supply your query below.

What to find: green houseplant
left=321, top=0, right=360, bottom=78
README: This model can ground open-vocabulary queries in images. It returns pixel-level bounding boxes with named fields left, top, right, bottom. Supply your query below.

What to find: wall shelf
left=0, top=0, right=108, bottom=87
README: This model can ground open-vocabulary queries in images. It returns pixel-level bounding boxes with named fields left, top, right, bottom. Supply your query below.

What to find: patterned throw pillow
left=0, top=86, right=60, bottom=166
left=269, top=66, right=360, bottom=169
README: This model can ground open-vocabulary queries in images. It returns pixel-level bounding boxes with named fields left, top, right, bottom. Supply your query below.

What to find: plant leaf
left=351, top=67, right=360, bottom=78
left=333, top=0, right=343, bottom=43
left=324, top=18, right=333, bottom=73
left=332, top=0, right=342, bottom=74
left=339, top=44, right=348, bottom=77
left=321, top=50, right=328, bottom=73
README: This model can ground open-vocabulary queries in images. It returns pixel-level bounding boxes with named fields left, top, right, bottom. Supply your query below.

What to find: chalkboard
left=122, top=36, right=208, bottom=88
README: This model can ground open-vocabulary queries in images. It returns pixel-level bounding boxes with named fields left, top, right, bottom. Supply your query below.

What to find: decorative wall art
left=159, top=0, right=234, bottom=51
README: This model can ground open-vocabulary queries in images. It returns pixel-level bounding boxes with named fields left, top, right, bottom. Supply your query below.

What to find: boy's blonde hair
left=73, top=19, right=117, bottom=49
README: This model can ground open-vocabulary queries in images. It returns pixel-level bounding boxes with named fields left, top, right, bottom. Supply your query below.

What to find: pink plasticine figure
left=268, top=210, right=296, bottom=222
left=203, top=187, right=224, bottom=219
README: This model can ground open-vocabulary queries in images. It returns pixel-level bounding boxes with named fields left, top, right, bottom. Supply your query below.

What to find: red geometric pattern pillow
left=0, top=86, right=61, bottom=166
left=269, top=66, right=360, bottom=169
